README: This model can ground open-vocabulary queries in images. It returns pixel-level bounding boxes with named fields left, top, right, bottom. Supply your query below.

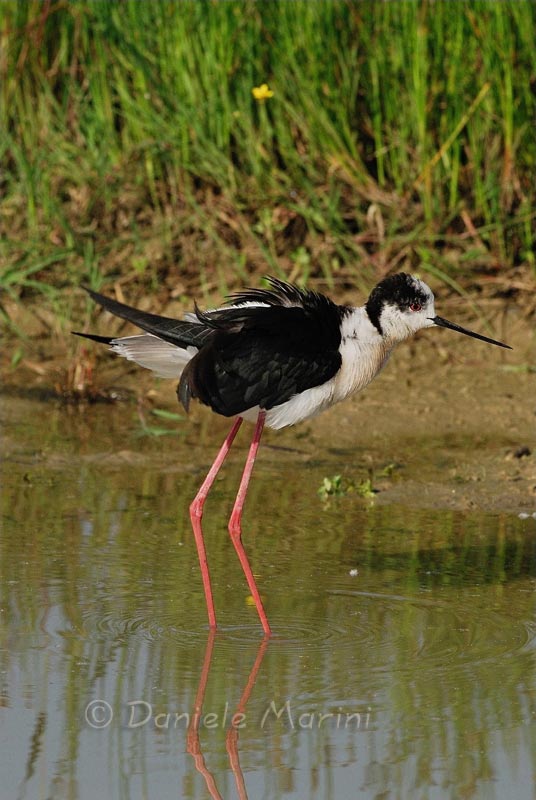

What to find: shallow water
left=1, top=393, right=536, bottom=800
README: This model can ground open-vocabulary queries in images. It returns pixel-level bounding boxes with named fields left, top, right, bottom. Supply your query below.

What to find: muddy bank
left=2, top=303, right=535, bottom=514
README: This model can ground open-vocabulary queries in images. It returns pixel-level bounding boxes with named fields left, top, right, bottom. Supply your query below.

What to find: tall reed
left=1, top=0, right=534, bottom=307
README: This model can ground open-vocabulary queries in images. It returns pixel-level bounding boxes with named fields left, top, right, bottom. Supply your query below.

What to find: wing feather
left=78, top=281, right=347, bottom=418
left=82, top=287, right=213, bottom=349
left=179, top=296, right=345, bottom=416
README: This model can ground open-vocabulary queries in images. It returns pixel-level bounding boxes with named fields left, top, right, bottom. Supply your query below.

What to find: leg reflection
left=186, top=630, right=222, bottom=800
left=187, top=631, right=270, bottom=800
left=226, top=636, right=269, bottom=800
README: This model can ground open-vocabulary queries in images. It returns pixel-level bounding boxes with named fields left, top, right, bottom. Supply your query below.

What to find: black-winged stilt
left=74, top=273, right=511, bottom=634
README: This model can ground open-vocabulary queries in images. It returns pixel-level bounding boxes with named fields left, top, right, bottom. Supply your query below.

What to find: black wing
left=76, top=280, right=346, bottom=417
left=75, top=287, right=214, bottom=349
left=179, top=289, right=345, bottom=416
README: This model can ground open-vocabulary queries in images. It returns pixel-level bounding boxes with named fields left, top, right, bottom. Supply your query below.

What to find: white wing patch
left=109, top=334, right=197, bottom=378
left=183, top=300, right=270, bottom=323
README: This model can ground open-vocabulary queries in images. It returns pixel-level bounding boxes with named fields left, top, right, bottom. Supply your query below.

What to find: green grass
left=1, top=0, right=535, bottom=336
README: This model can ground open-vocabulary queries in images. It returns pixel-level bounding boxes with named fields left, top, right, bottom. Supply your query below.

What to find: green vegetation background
left=1, top=0, right=535, bottom=323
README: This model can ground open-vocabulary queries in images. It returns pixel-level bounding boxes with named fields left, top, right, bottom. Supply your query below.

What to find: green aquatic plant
left=318, top=474, right=378, bottom=502
left=135, top=408, right=186, bottom=438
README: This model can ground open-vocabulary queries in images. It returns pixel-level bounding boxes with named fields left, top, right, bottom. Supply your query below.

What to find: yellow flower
left=252, top=83, right=274, bottom=101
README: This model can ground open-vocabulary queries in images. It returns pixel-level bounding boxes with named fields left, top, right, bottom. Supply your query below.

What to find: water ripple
left=77, top=587, right=536, bottom=678
left=325, top=587, right=536, bottom=674
left=79, top=610, right=206, bottom=646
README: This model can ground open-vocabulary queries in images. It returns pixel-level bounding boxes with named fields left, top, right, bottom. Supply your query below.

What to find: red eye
left=410, top=302, right=422, bottom=312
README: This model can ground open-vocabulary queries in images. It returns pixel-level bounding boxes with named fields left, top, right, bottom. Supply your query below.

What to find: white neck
left=331, top=307, right=396, bottom=403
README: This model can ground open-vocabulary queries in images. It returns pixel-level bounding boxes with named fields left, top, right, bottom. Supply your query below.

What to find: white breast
left=250, top=308, right=393, bottom=430
left=330, top=308, right=392, bottom=401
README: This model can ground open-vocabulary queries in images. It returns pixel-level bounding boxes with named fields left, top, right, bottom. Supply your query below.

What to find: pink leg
left=228, top=411, right=272, bottom=636
left=190, top=417, right=243, bottom=628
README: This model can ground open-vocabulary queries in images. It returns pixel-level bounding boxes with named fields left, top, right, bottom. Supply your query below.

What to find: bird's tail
left=76, top=287, right=213, bottom=349
left=72, top=288, right=215, bottom=378
left=74, top=332, right=196, bottom=379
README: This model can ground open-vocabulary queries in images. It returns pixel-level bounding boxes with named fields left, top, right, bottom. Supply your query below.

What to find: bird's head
left=366, top=273, right=435, bottom=341
left=366, top=273, right=511, bottom=349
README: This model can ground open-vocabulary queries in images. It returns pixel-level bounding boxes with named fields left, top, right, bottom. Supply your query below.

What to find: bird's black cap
left=366, top=273, right=427, bottom=335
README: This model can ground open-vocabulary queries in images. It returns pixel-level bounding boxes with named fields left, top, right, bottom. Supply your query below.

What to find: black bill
left=430, top=316, right=512, bottom=350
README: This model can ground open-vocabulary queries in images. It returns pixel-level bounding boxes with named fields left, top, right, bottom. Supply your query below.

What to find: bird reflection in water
left=187, top=632, right=269, bottom=800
